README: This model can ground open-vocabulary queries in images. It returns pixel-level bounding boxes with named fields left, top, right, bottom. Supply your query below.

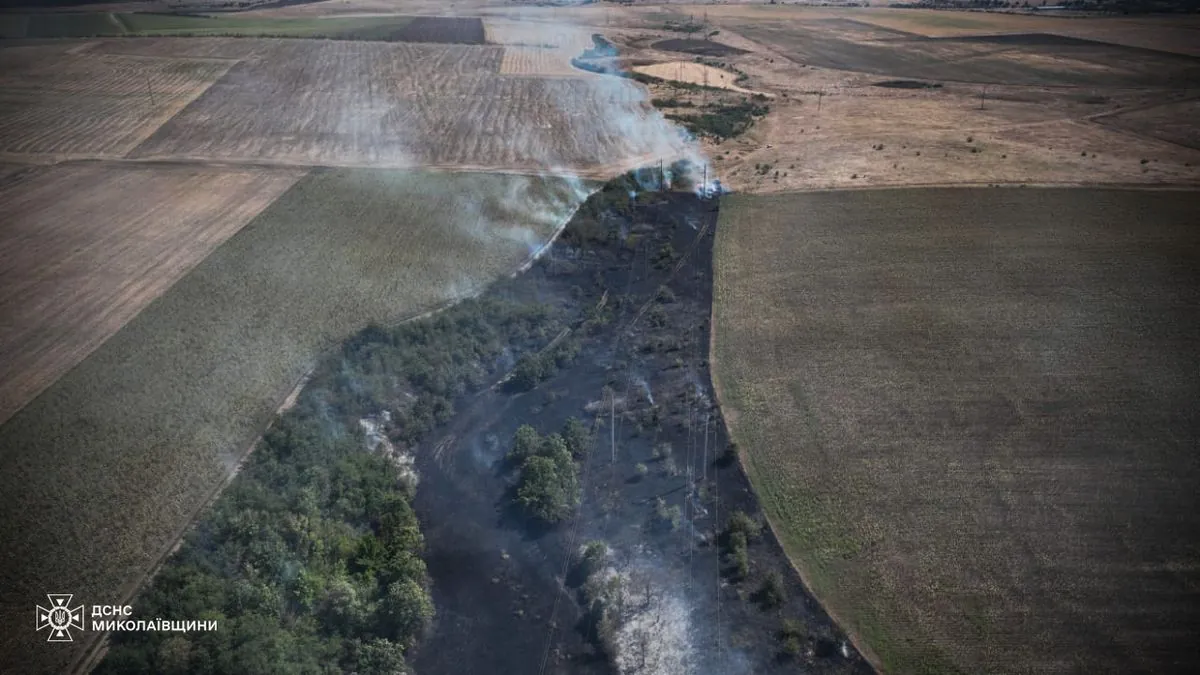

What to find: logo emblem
left=36, top=594, right=84, bottom=642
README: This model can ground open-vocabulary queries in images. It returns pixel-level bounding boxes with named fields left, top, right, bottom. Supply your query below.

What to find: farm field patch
left=0, top=168, right=591, bottom=674
left=0, top=161, right=302, bottom=426
left=0, top=45, right=232, bottom=158
left=128, top=39, right=689, bottom=173
left=389, top=16, right=485, bottom=45
left=633, top=61, right=758, bottom=94
left=0, top=12, right=419, bottom=40
left=718, top=19, right=1200, bottom=87
left=651, top=37, right=748, bottom=57
left=1096, top=98, right=1200, bottom=151
left=487, top=18, right=596, bottom=76
left=712, top=188, right=1200, bottom=674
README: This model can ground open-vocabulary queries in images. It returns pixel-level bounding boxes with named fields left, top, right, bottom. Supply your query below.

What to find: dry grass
left=1095, top=99, right=1200, bottom=151
left=633, top=61, right=760, bottom=94
left=0, top=162, right=302, bottom=425
left=0, top=46, right=232, bottom=158
left=713, top=188, right=1200, bottom=674
left=500, top=46, right=584, bottom=76
left=0, top=168, right=592, bottom=674
left=710, top=83, right=1200, bottom=192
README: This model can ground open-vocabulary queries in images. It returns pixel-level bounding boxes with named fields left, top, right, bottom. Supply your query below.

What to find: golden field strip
left=713, top=188, right=1200, bottom=674
left=0, top=162, right=302, bottom=425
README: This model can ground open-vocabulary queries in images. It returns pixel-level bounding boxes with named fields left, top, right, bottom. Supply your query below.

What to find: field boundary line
left=708, top=217, right=887, bottom=674
left=748, top=180, right=1200, bottom=195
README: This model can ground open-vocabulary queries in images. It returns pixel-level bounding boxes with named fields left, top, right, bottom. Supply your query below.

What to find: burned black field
left=391, top=17, right=486, bottom=45
left=407, top=180, right=872, bottom=675
left=651, top=38, right=749, bottom=58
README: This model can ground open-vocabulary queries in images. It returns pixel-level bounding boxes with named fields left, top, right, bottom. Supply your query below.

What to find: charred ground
left=404, top=175, right=873, bottom=675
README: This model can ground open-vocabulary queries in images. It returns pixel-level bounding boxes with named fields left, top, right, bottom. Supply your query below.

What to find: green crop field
left=0, top=168, right=591, bottom=674
left=713, top=187, right=1200, bottom=675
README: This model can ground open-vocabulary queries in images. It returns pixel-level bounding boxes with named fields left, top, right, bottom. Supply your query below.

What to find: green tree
left=508, top=424, right=542, bottom=463
left=382, top=578, right=434, bottom=650
left=516, top=453, right=580, bottom=523
left=349, top=638, right=410, bottom=675
left=562, top=417, right=591, bottom=458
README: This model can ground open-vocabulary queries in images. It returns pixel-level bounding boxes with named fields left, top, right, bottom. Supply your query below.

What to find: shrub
left=509, top=354, right=546, bottom=391
left=508, top=424, right=542, bottom=463
left=663, top=456, right=679, bottom=476
left=646, top=304, right=668, bottom=328
left=578, top=540, right=608, bottom=579
left=655, top=497, right=682, bottom=530
left=757, top=571, right=786, bottom=609
left=780, top=618, right=807, bottom=658
left=516, top=451, right=580, bottom=523
left=562, top=417, right=592, bottom=458
left=726, top=510, right=760, bottom=541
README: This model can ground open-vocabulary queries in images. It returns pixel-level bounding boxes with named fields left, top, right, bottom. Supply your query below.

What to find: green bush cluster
left=334, top=297, right=562, bottom=439
left=722, top=510, right=760, bottom=580
left=665, top=101, right=769, bottom=140
left=512, top=426, right=582, bottom=523
left=97, top=292, right=571, bottom=674
left=97, top=402, right=432, bottom=675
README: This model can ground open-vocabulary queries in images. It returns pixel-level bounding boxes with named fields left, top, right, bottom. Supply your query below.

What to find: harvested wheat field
left=128, top=39, right=688, bottom=172
left=0, top=161, right=302, bottom=425
left=0, top=44, right=232, bottom=158
left=488, top=19, right=596, bottom=76
left=713, top=187, right=1200, bottom=674
left=0, top=168, right=593, bottom=674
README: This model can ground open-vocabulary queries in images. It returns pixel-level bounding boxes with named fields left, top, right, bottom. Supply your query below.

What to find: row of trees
left=100, top=296, right=571, bottom=674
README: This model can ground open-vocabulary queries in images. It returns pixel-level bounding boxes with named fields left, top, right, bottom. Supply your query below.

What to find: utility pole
left=817, top=88, right=823, bottom=114
left=610, top=393, right=616, bottom=463
left=702, top=163, right=708, bottom=198
left=979, top=85, right=987, bottom=110
left=146, top=75, right=156, bottom=108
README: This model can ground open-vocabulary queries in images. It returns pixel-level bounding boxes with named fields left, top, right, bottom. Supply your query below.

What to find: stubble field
left=0, top=161, right=302, bottom=425
left=0, top=43, right=233, bottom=158
left=712, top=187, right=1200, bottom=674
left=124, top=38, right=686, bottom=172
left=0, top=168, right=592, bottom=674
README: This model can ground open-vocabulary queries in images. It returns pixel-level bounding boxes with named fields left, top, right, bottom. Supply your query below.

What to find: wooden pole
left=610, top=393, right=615, bottom=463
